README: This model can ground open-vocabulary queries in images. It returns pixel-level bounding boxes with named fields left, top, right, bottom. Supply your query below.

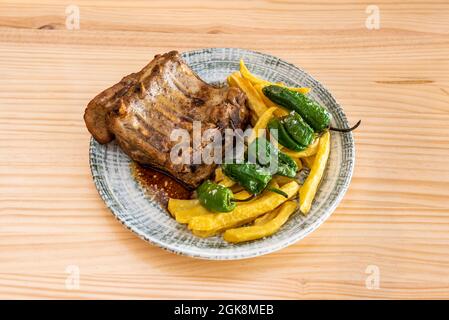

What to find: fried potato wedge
left=223, top=201, right=297, bottom=243
left=168, top=190, right=252, bottom=224
left=214, top=167, right=236, bottom=187
left=227, top=72, right=267, bottom=118
left=253, top=210, right=279, bottom=226
left=248, top=106, right=277, bottom=143
left=214, top=167, right=224, bottom=182
left=233, top=190, right=253, bottom=200
left=254, top=83, right=277, bottom=108
left=239, top=60, right=271, bottom=87
left=300, top=131, right=330, bottom=214
left=272, top=175, right=294, bottom=186
left=168, top=199, right=199, bottom=216
left=218, top=175, right=235, bottom=188
left=188, top=181, right=299, bottom=233
left=280, top=137, right=319, bottom=158
left=230, top=184, right=244, bottom=193
left=302, top=155, right=315, bottom=169
left=240, top=60, right=311, bottom=94
left=171, top=203, right=210, bottom=224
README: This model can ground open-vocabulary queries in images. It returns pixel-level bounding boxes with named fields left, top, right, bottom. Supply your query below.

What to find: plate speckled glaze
left=89, top=48, right=355, bottom=260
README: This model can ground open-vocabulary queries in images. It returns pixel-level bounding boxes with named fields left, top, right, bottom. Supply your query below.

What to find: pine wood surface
left=0, top=0, right=448, bottom=299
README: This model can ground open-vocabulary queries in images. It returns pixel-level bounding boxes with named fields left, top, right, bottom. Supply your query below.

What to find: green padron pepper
left=263, top=85, right=361, bottom=133
left=268, top=118, right=305, bottom=152
left=268, top=111, right=314, bottom=152
left=263, top=85, right=331, bottom=132
left=222, top=163, right=272, bottom=195
left=197, top=180, right=236, bottom=213
left=282, top=111, right=314, bottom=147
left=277, top=152, right=298, bottom=178
left=247, top=137, right=297, bottom=178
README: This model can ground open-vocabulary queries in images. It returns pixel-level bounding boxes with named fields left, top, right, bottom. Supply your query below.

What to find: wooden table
left=1, top=0, right=448, bottom=299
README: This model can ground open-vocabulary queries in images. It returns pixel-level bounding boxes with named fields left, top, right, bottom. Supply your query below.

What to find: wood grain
left=1, top=0, right=449, bottom=299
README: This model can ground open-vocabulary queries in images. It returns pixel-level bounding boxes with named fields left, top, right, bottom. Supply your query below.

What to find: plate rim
left=89, top=47, right=355, bottom=260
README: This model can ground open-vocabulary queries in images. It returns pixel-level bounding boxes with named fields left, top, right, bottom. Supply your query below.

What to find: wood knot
left=38, top=24, right=55, bottom=30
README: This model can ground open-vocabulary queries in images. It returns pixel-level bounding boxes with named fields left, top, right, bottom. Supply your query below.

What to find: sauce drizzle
left=131, top=162, right=191, bottom=206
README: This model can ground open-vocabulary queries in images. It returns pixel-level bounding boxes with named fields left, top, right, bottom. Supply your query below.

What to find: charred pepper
left=247, top=137, right=297, bottom=178
left=263, top=85, right=361, bottom=133
left=282, top=111, right=314, bottom=147
left=197, top=180, right=236, bottom=213
left=222, top=163, right=272, bottom=195
left=263, top=85, right=331, bottom=132
left=268, top=118, right=305, bottom=151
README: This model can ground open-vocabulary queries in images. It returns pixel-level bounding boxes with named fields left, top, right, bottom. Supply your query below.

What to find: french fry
left=248, top=106, right=277, bottom=143
left=223, top=201, right=297, bottom=243
left=253, top=210, right=279, bottom=225
left=280, top=137, right=319, bottom=158
left=239, top=60, right=271, bottom=87
left=214, top=167, right=224, bottom=182
left=272, top=175, right=293, bottom=186
left=240, top=60, right=311, bottom=94
left=168, top=199, right=199, bottom=215
left=170, top=201, right=210, bottom=224
left=300, top=131, right=330, bottom=214
left=216, top=166, right=236, bottom=188
left=302, top=155, right=315, bottom=169
left=188, top=181, right=299, bottom=233
left=230, top=184, right=244, bottom=193
left=227, top=72, right=267, bottom=118
left=175, top=204, right=211, bottom=223
left=233, top=190, right=252, bottom=200
left=168, top=190, right=252, bottom=224
left=254, top=83, right=277, bottom=108
left=218, top=175, right=235, bottom=188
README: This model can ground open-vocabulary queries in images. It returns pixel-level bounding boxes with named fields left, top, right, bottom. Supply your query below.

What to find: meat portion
left=84, top=51, right=248, bottom=189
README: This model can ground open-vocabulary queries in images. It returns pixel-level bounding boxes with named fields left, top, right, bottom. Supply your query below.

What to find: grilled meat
left=84, top=51, right=248, bottom=189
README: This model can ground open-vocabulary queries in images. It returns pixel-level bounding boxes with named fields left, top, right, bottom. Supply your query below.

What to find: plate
left=89, top=48, right=355, bottom=259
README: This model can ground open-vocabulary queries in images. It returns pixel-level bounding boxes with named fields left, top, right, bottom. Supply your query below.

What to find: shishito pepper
left=197, top=180, right=236, bottom=213
left=263, top=85, right=331, bottom=132
left=268, top=111, right=315, bottom=152
left=277, top=152, right=298, bottom=178
left=268, top=118, right=305, bottom=151
left=222, top=137, right=297, bottom=195
left=282, top=111, right=314, bottom=147
left=247, top=137, right=297, bottom=178
left=222, top=163, right=272, bottom=195
left=263, top=85, right=361, bottom=133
